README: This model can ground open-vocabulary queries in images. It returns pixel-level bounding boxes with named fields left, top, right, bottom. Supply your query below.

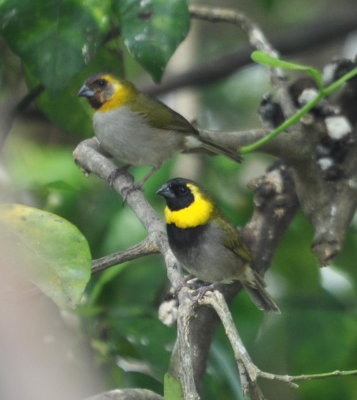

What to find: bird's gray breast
left=169, top=221, right=245, bottom=283
left=93, top=106, right=183, bottom=167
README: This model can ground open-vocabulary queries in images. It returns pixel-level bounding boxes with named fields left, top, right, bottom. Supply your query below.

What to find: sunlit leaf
left=251, top=50, right=323, bottom=88
left=117, top=0, right=190, bottom=82
left=27, top=44, right=124, bottom=137
left=0, top=204, right=91, bottom=308
left=0, top=0, right=110, bottom=92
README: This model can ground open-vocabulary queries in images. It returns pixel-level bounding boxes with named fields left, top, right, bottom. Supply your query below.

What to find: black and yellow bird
left=77, top=73, right=241, bottom=186
left=157, top=178, right=280, bottom=313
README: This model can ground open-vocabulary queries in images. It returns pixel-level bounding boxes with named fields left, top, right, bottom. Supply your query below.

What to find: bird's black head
left=157, top=178, right=200, bottom=211
left=157, top=178, right=215, bottom=228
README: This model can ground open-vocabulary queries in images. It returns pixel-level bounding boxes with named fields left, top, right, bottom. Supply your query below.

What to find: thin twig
left=240, top=66, right=357, bottom=154
left=262, top=369, right=357, bottom=384
left=92, top=238, right=159, bottom=273
left=189, top=5, right=278, bottom=56
left=84, top=388, right=163, bottom=400
left=146, top=12, right=357, bottom=96
left=200, top=290, right=357, bottom=398
left=189, top=5, right=295, bottom=117
left=200, top=291, right=266, bottom=399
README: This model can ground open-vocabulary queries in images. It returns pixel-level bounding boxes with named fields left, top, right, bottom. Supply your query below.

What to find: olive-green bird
left=77, top=73, right=241, bottom=185
left=157, top=177, right=280, bottom=313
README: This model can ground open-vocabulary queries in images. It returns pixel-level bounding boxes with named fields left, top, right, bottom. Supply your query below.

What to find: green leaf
left=251, top=50, right=323, bottom=88
left=0, top=204, right=91, bottom=308
left=117, top=0, right=190, bottom=82
left=87, top=263, right=128, bottom=306
left=0, top=0, right=110, bottom=92
left=113, top=317, right=175, bottom=378
left=27, top=45, right=124, bottom=136
left=164, top=373, right=184, bottom=400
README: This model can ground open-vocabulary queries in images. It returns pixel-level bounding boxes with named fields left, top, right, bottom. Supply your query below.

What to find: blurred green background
left=0, top=0, right=356, bottom=399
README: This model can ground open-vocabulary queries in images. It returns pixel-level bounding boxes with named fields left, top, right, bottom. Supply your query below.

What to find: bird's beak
left=77, top=84, right=95, bottom=97
left=156, top=184, right=174, bottom=199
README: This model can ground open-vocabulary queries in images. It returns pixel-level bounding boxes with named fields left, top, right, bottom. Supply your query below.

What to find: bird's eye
left=176, top=185, right=189, bottom=195
left=96, top=79, right=106, bottom=87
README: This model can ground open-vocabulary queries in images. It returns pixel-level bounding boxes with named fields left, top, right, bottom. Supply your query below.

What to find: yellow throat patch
left=164, top=184, right=214, bottom=228
left=98, top=75, right=136, bottom=112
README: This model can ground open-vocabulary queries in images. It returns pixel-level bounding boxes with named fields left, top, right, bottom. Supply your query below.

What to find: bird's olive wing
left=130, top=93, right=198, bottom=134
left=217, top=217, right=253, bottom=263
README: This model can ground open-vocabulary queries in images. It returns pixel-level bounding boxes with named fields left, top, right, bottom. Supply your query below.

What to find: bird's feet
left=121, top=182, right=143, bottom=202
left=174, top=277, right=220, bottom=303
left=192, top=282, right=220, bottom=302
left=106, top=165, right=143, bottom=202
left=107, top=165, right=131, bottom=188
left=173, top=274, right=196, bottom=297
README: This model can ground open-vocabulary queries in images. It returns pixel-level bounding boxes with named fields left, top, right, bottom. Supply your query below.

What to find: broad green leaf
left=87, top=263, right=128, bottom=306
left=251, top=50, right=323, bottom=88
left=0, top=204, right=91, bottom=308
left=0, top=0, right=111, bottom=92
left=112, top=317, right=175, bottom=378
left=27, top=45, right=124, bottom=136
left=117, top=0, right=190, bottom=82
left=164, top=373, right=184, bottom=400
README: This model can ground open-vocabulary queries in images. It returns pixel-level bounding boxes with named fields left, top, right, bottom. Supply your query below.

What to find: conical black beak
left=77, top=84, right=95, bottom=97
left=156, top=184, right=174, bottom=199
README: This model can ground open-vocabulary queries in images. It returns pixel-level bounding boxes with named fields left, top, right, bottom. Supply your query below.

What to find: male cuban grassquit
left=157, top=177, right=280, bottom=313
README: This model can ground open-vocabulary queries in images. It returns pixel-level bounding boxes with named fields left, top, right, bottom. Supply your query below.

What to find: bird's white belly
left=93, top=106, right=182, bottom=167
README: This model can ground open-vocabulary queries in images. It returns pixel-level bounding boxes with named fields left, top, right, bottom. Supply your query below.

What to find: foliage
left=0, top=203, right=91, bottom=308
left=0, top=0, right=356, bottom=399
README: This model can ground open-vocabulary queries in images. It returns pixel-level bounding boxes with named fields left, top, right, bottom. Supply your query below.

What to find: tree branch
left=188, top=5, right=294, bottom=117
left=200, top=290, right=357, bottom=399
left=73, top=139, right=298, bottom=399
left=84, top=389, right=163, bottom=400
left=72, top=7, right=357, bottom=398
left=200, top=290, right=266, bottom=399
left=168, top=161, right=299, bottom=398
left=146, top=11, right=357, bottom=96
left=92, top=237, right=159, bottom=273
left=196, top=63, right=357, bottom=266
left=73, top=138, right=183, bottom=290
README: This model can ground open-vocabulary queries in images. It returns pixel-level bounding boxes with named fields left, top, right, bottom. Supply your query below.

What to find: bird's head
left=157, top=178, right=215, bottom=228
left=77, top=73, right=137, bottom=111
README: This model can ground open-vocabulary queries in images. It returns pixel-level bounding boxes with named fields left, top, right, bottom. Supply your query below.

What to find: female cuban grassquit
left=78, top=73, right=241, bottom=185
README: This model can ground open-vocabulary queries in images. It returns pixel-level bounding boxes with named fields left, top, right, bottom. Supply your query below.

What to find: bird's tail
left=184, top=134, right=242, bottom=163
left=242, top=268, right=280, bottom=313
left=200, top=137, right=243, bottom=163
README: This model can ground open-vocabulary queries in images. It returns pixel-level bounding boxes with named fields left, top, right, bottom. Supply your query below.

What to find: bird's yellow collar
left=98, top=74, right=136, bottom=112
left=164, top=184, right=214, bottom=228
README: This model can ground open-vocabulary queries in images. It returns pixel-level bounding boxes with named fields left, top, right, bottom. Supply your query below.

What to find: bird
left=77, top=73, right=241, bottom=187
left=157, top=177, right=280, bottom=313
